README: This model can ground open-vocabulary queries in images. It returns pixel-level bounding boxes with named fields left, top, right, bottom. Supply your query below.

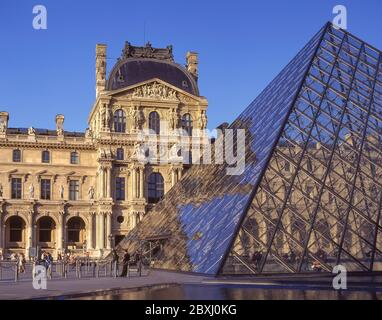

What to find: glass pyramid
left=118, top=22, right=382, bottom=275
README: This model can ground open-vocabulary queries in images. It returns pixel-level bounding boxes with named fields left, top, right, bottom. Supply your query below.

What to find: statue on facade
left=129, top=107, right=144, bottom=131
left=100, top=104, right=110, bottom=129
left=28, top=127, right=36, bottom=135
left=59, top=185, right=64, bottom=200
left=170, top=143, right=181, bottom=159
left=169, top=109, right=177, bottom=130
left=105, top=106, right=111, bottom=129
left=0, top=183, right=3, bottom=197
left=132, top=143, right=146, bottom=160
left=198, top=110, right=207, bottom=130
left=85, top=127, right=93, bottom=138
left=133, top=108, right=140, bottom=130
left=0, top=121, right=6, bottom=133
left=88, top=186, right=95, bottom=200
left=29, top=184, right=35, bottom=199
left=137, top=109, right=144, bottom=129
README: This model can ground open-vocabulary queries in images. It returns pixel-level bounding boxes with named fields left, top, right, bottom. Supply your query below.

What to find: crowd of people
left=0, top=248, right=145, bottom=278
left=112, top=249, right=142, bottom=277
left=0, top=251, right=27, bottom=274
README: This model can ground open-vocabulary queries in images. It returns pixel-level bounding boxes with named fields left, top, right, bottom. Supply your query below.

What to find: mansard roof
left=105, top=42, right=199, bottom=96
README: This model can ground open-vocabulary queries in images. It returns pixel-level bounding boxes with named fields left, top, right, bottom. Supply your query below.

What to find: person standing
left=46, top=253, right=53, bottom=279
left=111, top=249, right=119, bottom=277
left=135, top=251, right=142, bottom=277
left=119, top=250, right=130, bottom=277
left=17, top=253, right=26, bottom=274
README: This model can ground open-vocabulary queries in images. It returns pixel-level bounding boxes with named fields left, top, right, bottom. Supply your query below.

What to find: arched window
left=38, top=217, right=56, bottom=244
left=42, top=150, right=50, bottom=163
left=114, top=109, right=126, bottom=133
left=116, top=148, right=124, bottom=160
left=181, top=113, right=193, bottom=136
left=8, top=216, right=25, bottom=243
left=149, top=111, right=160, bottom=134
left=148, top=173, right=164, bottom=204
left=12, top=149, right=21, bottom=162
left=67, top=217, right=86, bottom=244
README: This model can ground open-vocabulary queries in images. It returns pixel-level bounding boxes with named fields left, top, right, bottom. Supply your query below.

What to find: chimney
left=186, top=51, right=198, bottom=81
left=56, top=114, right=65, bottom=136
left=96, top=44, right=107, bottom=97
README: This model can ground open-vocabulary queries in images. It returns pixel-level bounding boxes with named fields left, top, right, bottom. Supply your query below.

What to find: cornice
left=0, top=139, right=96, bottom=150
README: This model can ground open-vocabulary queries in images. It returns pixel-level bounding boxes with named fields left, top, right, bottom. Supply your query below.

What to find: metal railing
left=0, top=259, right=147, bottom=282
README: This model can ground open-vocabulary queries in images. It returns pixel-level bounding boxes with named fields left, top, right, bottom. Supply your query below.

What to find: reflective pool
left=75, top=284, right=382, bottom=300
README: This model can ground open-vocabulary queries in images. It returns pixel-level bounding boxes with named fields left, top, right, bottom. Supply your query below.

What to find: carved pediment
left=132, top=81, right=178, bottom=101
left=108, top=79, right=200, bottom=105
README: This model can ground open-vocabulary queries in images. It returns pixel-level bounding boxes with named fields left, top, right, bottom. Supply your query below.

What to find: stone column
left=95, top=213, right=100, bottom=250
left=98, top=169, right=103, bottom=198
left=178, top=168, right=183, bottom=180
left=0, top=211, right=2, bottom=250
left=58, top=211, right=65, bottom=252
left=106, top=167, right=112, bottom=199
left=171, top=169, right=176, bottom=187
left=28, top=221, right=33, bottom=250
left=33, top=224, right=37, bottom=250
left=88, top=213, right=94, bottom=250
left=98, top=212, right=105, bottom=250
left=1, top=224, right=5, bottom=253
left=27, top=210, right=34, bottom=253
left=139, top=168, right=144, bottom=198
left=132, top=167, right=137, bottom=199
left=106, top=212, right=112, bottom=249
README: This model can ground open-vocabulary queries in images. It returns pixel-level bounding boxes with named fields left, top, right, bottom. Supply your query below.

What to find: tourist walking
left=46, top=253, right=53, bottom=279
left=17, top=253, right=26, bottom=274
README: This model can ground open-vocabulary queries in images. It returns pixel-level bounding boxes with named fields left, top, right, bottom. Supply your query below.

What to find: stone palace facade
left=0, top=41, right=208, bottom=258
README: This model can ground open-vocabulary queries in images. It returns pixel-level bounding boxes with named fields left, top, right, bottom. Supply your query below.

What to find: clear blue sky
left=0, top=0, right=381, bottom=132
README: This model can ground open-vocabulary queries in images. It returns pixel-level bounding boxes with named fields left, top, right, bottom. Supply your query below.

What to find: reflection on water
left=76, top=284, right=382, bottom=300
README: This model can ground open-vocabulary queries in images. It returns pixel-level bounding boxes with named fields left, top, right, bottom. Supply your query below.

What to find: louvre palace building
left=0, top=42, right=208, bottom=258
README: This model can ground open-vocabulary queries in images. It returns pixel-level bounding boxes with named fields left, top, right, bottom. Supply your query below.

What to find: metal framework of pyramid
left=118, top=23, right=382, bottom=275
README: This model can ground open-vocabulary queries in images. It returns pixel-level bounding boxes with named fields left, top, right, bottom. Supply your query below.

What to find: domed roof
left=106, top=42, right=199, bottom=96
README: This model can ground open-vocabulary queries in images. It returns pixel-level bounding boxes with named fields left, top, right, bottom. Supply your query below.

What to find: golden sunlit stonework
left=0, top=42, right=208, bottom=259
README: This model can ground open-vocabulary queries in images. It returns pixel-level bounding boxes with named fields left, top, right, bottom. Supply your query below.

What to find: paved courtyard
left=1, top=267, right=382, bottom=300
left=0, top=269, right=208, bottom=300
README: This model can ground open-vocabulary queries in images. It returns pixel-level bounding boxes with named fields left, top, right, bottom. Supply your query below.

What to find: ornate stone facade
left=0, top=41, right=208, bottom=259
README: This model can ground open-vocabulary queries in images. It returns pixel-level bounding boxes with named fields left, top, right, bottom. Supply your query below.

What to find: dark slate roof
left=7, top=128, right=85, bottom=137
left=106, top=59, right=199, bottom=96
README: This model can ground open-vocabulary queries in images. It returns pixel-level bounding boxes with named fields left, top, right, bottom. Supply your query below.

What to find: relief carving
left=132, top=82, right=177, bottom=100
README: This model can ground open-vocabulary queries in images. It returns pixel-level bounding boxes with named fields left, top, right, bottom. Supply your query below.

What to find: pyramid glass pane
left=222, top=24, right=382, bottom=275
left=118, top=23, right=382, bottom=276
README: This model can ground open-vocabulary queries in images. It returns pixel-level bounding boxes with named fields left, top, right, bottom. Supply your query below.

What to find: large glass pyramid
left=118, top=22, right=382, bottom=275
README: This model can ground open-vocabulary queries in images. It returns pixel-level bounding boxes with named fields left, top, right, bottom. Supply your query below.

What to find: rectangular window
left=11, top=178, right=22, bottom=199
left=70, top=152, right=79, bottom=164
left=116, top=177, right=125, bottom=201
left=69, top=180, right=80, bottom=201
left=13, top=150, right=21, bottom=162
left=40, top=179, right=51, bottom=200
left=42, top=151, right=50, bottom=163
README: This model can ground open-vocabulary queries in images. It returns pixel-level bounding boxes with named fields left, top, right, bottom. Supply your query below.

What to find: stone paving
left=1, top=267, right=382, bottom=300
left=0, top=269, right=208, bottom=300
